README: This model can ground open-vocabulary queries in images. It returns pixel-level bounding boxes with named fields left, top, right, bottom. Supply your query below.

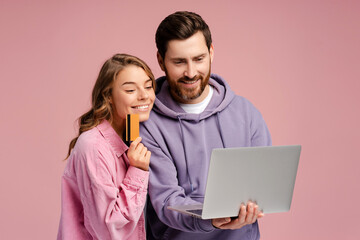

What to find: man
left=140, top=11, right=272, bottom=239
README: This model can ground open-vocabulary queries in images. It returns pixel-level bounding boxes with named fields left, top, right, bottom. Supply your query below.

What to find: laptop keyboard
left=187, top=209, right=203, bottom=216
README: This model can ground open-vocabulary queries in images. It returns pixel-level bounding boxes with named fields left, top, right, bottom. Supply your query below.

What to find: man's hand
left=127, top=137, right=151, bottom=171
left=212, top=202, right=263, bottom=230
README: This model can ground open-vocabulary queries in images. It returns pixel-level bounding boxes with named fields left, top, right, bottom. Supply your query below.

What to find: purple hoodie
left=140, top=74, right=272, bottom=240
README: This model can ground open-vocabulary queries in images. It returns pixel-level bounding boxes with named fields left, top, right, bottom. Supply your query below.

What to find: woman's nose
left=138, top=88, right=149, bottom=100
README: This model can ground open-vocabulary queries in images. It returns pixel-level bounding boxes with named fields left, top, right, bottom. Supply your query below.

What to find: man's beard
left=165, top=65, right=211, bottom=103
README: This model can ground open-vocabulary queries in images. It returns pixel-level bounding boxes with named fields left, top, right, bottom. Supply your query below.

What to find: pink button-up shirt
left=57, top=120, right=149, bottom=240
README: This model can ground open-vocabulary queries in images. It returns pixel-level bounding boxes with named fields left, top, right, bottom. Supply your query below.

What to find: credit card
left=126, top=114, right=139, bottom=142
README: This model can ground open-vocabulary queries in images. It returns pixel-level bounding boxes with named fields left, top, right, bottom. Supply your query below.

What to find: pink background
left=1, top=0, right=359, bottom=239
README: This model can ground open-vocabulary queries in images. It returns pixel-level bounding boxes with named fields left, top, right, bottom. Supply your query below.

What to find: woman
left=57, top=54, right=156, bottom=240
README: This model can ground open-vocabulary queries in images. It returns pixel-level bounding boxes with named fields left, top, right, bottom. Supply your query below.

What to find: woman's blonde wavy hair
left=65, top=53, right=155, bottom=159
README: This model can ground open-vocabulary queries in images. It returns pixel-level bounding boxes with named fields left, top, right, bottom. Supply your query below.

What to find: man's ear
left=209, top=44, right=214, bottom=64
left=157, top=51, right=165, bottom=71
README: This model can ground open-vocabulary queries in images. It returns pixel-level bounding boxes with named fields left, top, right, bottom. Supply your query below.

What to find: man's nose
left=184, top=62, right=196, bottom=79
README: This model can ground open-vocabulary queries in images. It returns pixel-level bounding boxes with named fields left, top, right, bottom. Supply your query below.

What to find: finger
left=129, top=137, right=142, bottom=150
left=238, top=204, right=247, bottom=223
left=251, top=205, right=259, bottom=223
left=245, top=202, right=254, bottom=223
left=140, top=146, right=148, bottom=157
left=134, top=143, right=144, bottom=152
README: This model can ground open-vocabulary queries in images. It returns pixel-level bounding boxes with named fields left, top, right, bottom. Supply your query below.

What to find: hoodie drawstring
left=177, top=116, right=194, bottom=192
left=216, top=112, right=226, bottom=148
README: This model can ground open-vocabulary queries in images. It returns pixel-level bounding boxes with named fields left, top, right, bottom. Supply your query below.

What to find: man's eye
left=196, top=57, right=203, bottom=62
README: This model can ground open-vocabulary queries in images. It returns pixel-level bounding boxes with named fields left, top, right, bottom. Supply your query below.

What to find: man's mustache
left=178, top=75, right=202, bottom=82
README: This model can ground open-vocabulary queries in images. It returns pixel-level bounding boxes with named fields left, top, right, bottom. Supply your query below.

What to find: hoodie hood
left=153, top=73, right=236, bottom=121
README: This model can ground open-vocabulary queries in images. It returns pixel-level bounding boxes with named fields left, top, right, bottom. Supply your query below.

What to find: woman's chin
left=138, top=113, right=150, bottom=123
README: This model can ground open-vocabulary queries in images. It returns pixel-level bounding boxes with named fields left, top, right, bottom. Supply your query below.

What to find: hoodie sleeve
left=74, top=144, right=149, bottom=239
left=140, top=123, right=215, bottom=233
left=249, top=101, right=272, bottom=147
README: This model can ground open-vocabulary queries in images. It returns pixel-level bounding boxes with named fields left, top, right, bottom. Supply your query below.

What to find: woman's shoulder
left=78, top=127, right=102, bottom=144
left=72, top=127, right=108, bottom=157
left=69, top=121, right=126, bottom=164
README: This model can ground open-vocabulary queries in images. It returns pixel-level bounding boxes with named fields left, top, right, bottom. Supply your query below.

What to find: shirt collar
left=96, top=119, right=128, bottom=158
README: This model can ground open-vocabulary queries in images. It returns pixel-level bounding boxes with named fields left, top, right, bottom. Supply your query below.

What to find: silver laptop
left=167, top=145, right=301, bottom=219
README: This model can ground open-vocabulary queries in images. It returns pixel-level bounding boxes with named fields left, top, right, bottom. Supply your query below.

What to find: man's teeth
left=134, top=105, right=149, bottom=109
left=185, top=80, right=197, bottom=84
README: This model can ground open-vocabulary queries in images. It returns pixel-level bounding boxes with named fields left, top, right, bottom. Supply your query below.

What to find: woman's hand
left=127, top=137, right=151, bottom=171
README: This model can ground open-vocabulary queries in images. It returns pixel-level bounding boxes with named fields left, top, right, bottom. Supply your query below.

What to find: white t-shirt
left=178, top=85, right=214, bottom=114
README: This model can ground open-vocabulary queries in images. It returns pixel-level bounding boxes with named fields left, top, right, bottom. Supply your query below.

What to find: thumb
left=213, top=217, right=231, bottom=228
left=220, top=217, right=231, bottom=224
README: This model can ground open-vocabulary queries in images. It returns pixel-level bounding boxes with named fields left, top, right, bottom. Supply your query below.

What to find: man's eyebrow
left=170, top=53, right=207, bottom=61
left=193, top=53, right=206, bottom=58
left=169, top=57, right=186, bottom=61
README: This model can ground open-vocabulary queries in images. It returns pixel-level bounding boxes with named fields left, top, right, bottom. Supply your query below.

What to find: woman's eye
left=125, top=90, right=135, bottom=93
left=146, top=85, right=153, bottom=89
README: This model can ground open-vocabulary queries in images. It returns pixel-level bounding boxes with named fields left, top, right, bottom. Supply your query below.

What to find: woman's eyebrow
left=122, top=79, right=152, bottom=86
left=121, top=81, right=136, bottom=86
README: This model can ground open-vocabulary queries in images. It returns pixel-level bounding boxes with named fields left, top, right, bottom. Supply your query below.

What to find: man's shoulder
left=230, top=94, right=256, bottom=108
left=222, top=94, right=263, bottom=121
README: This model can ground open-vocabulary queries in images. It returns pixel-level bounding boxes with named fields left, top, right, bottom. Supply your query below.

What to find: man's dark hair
left=155, top=11, right=212, bottom=59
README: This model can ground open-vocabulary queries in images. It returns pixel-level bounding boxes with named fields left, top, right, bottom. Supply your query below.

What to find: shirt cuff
left=124, top=166, right=149, bottom=190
